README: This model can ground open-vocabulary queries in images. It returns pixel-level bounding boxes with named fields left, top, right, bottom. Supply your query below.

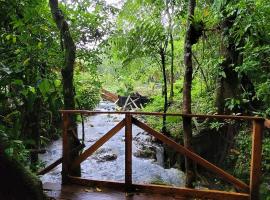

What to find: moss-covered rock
left=0, top=149, right=46, bottom=200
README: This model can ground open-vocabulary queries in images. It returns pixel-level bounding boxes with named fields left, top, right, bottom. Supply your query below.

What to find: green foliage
left=74, top=63, right=101, bottom=109
left=142, top=94, right=164, bottom=131
left=0, top=0, right=106, bottom=171
left=228, top=129, right=270, bottom=197
left=227, top=0, right=270, bottom=116
left=0, top=126, right=29, bottom=165
left=142, top=80, right=183, bottom=138
left=209, top=121, right=225, bottom=131
left=225, top=98, right=241, bottom=111
left=226, top=129, right=270, bottom=184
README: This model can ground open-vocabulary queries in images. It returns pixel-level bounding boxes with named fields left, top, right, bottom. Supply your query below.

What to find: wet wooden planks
left=43, top=183, right=186, bottom=200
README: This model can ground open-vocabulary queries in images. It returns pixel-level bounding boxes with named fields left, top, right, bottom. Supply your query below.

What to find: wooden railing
left=39, top=111, right=265, bottom=200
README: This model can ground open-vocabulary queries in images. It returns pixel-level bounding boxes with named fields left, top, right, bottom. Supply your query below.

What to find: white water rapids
left=39, top=101, right=185, bottom=186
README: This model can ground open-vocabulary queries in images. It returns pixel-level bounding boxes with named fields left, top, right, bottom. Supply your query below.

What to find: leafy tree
left=104, top=0, right=183, bottom=133
left=0, top=0, right=63, bottom=165
left=49, top=0, right=82, bottom=180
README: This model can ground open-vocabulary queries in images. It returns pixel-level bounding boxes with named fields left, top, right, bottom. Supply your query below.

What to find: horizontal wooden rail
left=132, top=117, right=250, bottom=192
left=68, top=176, right=249, bottom=200
left=59, top=110, right=264, bottom=121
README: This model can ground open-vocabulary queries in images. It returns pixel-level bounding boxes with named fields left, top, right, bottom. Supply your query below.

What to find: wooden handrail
left=59, top=110, right=264, bottom=121
left=58, top=110, right=264, bottom=200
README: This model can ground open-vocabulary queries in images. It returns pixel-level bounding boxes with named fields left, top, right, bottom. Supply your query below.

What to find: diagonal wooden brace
left=132, top=117, right=250, bottom=192
left=71, top=119, right=125, bottom=170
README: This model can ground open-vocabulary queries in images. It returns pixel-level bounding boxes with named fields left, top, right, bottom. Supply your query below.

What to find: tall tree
left=165, top=0, right=175, bottom=101
left=160, top=40, right=169, bottom=134
left=182, top=0, right=196, bottom=188
left=49, top=0, right=81, bottom=182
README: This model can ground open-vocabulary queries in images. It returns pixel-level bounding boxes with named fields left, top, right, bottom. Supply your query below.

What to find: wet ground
left=39, top=101, right=185, bottom=186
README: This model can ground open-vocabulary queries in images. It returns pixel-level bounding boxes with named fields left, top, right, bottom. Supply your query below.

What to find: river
left=39, top=101, right=185, bottom=186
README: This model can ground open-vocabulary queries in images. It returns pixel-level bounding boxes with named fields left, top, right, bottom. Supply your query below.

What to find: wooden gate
left=39, top=111, right=265, bottom=200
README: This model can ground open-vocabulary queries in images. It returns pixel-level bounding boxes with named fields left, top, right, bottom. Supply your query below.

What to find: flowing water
left=39, top=101, right=185, bottom=186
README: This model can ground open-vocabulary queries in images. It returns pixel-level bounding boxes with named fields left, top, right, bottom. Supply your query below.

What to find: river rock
left=93, top=147, right=118, bottom=162
left=133, top=145, right=156, bottom=159
left=133, top=131, right=152, bottom=143
left=87, top=138, right=97, bottom=142
left=133, top=131, right=163, bottom=163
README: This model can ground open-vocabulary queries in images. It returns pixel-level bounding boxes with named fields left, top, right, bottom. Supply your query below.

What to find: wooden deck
left=43, top=182, right=186, bottom=200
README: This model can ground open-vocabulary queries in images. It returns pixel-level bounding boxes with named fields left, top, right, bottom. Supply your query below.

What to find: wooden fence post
left=250, top=119, right=264, bottom=200
left=125, top=114, right=132, bottom=191
left=62, top=113, right=69, bottom=184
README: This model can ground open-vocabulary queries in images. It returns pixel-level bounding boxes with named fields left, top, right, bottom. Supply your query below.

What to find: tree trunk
left=215, top=4, right=242, bottom=166
left=169, top=32, right=174, bottom=101
left=49, top=0, right=81, bottom=183
left=182, top=0, right=196, bottom=188
left=160, top=47, right=168, bottom=135
left=165, top=0, right=175, bottom=101
left=216, top=15, right=240, bottom=114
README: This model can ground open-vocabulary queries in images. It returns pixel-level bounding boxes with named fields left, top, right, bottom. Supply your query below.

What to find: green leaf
left=15, top=49, right=21, bottom=54
left=13, top=140, right=23, bottom=144
left=23, top=58, right=30, bottom=66
left=6, top=34, right=11, bottom=40
left=37, top=42, right=42, bottom=49
left=5, top=148, right=14, bottom=156
left=12, top=36, right=16, bottom=44
left=12, top=79, right=23, bottom=85
left=38, top=79, right=51, bottom=96
left=28, top=86, right=36, bottom=94
left=54, top=79, right=61, bottom=88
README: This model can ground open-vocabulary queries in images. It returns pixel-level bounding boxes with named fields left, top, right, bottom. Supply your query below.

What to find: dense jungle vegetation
left=0, top=0, right=270, bottom=199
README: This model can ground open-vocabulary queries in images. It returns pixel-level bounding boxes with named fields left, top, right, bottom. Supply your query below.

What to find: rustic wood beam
left=134, top=183, right=249, bottom=200
left=62, top=113, right=69, bottom=182
left=250, top=120, right=264, bottom=200
left=68, top=176, right=125, bottom=190
left=125, top=114, right=132, bottom=190
left=37, top=158, right=62, bottom=175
